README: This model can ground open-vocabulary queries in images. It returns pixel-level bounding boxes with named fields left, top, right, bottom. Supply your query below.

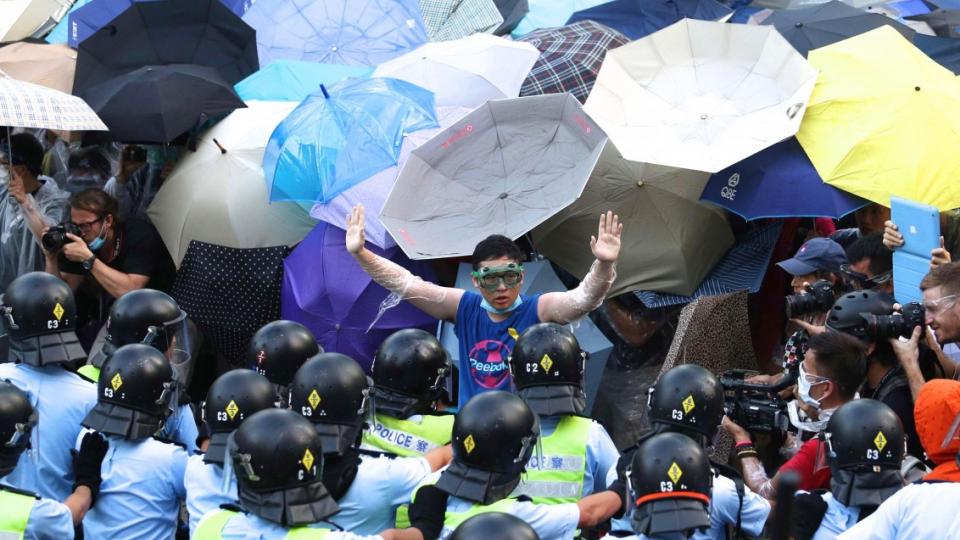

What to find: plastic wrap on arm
left=542, top=260, right=616, bottom=324
left=359, top=250, right=450, bottom=329
left=741, top=456, right=775, bottom=500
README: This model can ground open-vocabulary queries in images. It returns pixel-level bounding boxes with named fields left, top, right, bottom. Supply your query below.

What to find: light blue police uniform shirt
left=328, top=453, right=432, bottom=534
left=80, top=432, right=188, bottom=540
left=515, top=415, right=620, bottom=500
left=838, top=482, right=960, bottom=540
left=605, top=466, right=770, bottom=539
left=614, top=534, right=693, bottom=540
left=216, top=511, right=384, bottom=539
left=158, top=403, right=199, bottom=453
left=0, top=483, right=75, bottom=540
left=795, top=490, right=860, bottom=540
left=0, top=363, right=97, bottom=500
left=185, top=453, right=237, bottom=536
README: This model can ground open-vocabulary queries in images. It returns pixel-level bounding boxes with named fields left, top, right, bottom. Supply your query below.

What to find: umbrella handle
left=786, top=103, right=803, bottom=119
left=212, top=138, right=227, bottom=154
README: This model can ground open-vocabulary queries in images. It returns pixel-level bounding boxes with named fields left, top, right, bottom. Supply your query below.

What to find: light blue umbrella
left=234, top=60, right=372, bottom=102
left=46, top=0, right=95, bottom=44
left=511, top=0, right=609, bottom=37
left=242, top=0, right=428, bottom=66
left=263, top=77, right=438, bottom=204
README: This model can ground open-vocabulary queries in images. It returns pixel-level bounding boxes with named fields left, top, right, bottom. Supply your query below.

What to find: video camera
left=721, top=361, right=799, bottom=434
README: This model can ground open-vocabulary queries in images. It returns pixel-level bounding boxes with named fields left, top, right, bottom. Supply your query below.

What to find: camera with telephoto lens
left=41, top=223, right=82, bottom=252
left=863, top=302, right=926, bottom=340
left=721, top=361, right=800, bottom=434
left=785, top=279, right=836, bottom=319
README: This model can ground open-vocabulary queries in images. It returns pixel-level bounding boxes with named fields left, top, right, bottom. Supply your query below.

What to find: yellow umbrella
left=0, top=42, right=76, bottom=93
left=796, top=26, right=960, bottom=210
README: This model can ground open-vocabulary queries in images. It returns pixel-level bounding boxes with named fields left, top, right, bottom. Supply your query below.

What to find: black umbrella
left=908, top=9, right=960, bottom=37
left=762, top=0, right=915, bottom=56
left=914, top=33, right=960, bottom=73
left=493, top=0, right=529, bottom=35
left=77, top=64, right=246, bottom=143
left=73, top=0, right=258, bottom=94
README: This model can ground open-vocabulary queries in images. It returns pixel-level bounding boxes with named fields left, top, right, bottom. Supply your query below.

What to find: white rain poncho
left=0, top=176, right=69, bottom=291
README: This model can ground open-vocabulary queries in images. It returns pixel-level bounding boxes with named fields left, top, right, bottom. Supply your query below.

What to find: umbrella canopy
left=309, top=106, right=471, bottom=249
left=511, top=0, right=609, bottom=37
left=584, top=19, right=818, bottom=173
left=762, top=0, right=915, bottom=56
left=796, top=26, right=960, bottom=210
left=263, top=77, right=438, bottom=204
left=171, top=241, right=289, bottom=368
left=531, top=143, right=734, bottom=297
left=493, top=0, right=528, bottom=34
left=438, top=260, right=613, bottom=413
left=381, top=93, right=607, bottom=260
left=418, top=0, right=504, bottom=41
left=63, top=0, right=134, bottom=48
left=147, top=100, right=316, bottom=267
left=567, top=0, right=734, bottom=40
left=0, top=42, right=75, bottom=93
left=914, top=33, right=960, bottom=73
left=372, top=34, right=539, bottom=108
left=0, top=71, right=107, bottom=131
left=518, top=20, right=629, bottom=103
left=908, top=9, right=960, bottom=37
left=234, top=60, right=372, bottom=102
left=242, top=0, right=428, bottom=67
left=700, top=138, right=868, bottom=220
left=1, top=0, right=70, bottom=42
left=72, top=0, right=258, bottom=94
left=281, top=222, right=439, bottom=372
left=77, top=64, right=246, bottom=143
left=635, top=222, right=782, bottom=308
left=753, top=0, right=873, bottom=8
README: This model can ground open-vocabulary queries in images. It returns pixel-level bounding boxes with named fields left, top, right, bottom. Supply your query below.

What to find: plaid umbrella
left=634, top=222, right=782, bottom=308
left=518, top=20, right=629, bottom=103
left=0, top=71, right=106, bottom=131
left=170, top=240, right=290, bottom=368
left=419, top=0, right=504, bottom=41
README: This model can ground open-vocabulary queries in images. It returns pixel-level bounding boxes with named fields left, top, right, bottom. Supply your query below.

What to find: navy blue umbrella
left=914, top=33, right=960, bottom=74
left=566, top=0, right=732, bottom=40
left=700, top=137, right=868, bottom=221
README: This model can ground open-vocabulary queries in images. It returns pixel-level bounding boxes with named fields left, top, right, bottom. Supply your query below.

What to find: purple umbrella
left=281, top=221, right=439, bottom=371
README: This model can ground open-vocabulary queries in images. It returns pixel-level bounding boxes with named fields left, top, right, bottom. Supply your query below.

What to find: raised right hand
left=345, top=204, right=366, bottom=256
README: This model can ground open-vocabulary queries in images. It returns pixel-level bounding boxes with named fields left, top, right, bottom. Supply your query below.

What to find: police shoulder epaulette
left=151, top=435, right=188, bottom=450
left=515, top=494, right=533, bottom=503
left=0, top=483, right=41, bottom=500
left=358, top=448, right=398, bottom=460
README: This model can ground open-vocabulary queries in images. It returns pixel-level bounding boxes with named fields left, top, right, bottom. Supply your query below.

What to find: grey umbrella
left=380, top=93, right=607, bottom=260
left=438, top=260, right=613, bottom=413
left=908, top=9, right=960, bottom=38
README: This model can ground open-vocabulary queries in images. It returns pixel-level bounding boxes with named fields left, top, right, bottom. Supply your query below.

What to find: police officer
left=289, top=352, right=450, bottom=534
left=620, top=432, right=713, bottom=539
left=79, top=344, right=188, bottom=540
left=609, top=364, right=770, bottom=539
left=0, top=380, right=107, bottom=539
left=247, top=319, right=323, bottom=406
left=449, top=512, right=540, bottom=540
left=507, top=322, right=618, bottom=504
left=79, top=288, right=200, bottom=453
left=185, top=369, right=276, bottom=535
left=193, top=408, right=384, bottom=539
left=362, top=329, right=454, bottom=457
left=389, top=391, right=623, bottom=540
left=0, top=272, right=97, bottom=500
left=791, top=399, right=906, bottom=540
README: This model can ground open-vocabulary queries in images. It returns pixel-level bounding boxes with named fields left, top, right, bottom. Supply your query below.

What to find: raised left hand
left=591, top=210, right=622, bottom=263
left=62, top=233, right=94, bottom=263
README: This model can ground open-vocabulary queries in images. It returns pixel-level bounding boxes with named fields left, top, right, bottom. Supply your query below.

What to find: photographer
left=43, top=188, right=175, bottom=349
left=723, top=332, right=867, bottom=499
left=841, top=232, right=893, bottom=296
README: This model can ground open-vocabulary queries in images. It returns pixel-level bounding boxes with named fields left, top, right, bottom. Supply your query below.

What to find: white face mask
left=797, top=361, right=829, bottom=411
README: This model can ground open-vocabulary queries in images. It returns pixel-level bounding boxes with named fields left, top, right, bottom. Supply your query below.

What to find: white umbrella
left=147, top=100, right=316, bottom=267
left=372, top=34, right=539, bottom=108
left=584, top=19, right=817, bottom=173
left=0, top=70, right=107, bottom=131
left=0, top=0, right=71, bottom=42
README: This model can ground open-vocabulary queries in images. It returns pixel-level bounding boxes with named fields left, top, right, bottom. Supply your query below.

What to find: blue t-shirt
left=454, top=292, right=541, bottom=408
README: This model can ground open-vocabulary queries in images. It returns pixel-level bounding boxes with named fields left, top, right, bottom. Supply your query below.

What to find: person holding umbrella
left=345, top=204, right=622, bottom=407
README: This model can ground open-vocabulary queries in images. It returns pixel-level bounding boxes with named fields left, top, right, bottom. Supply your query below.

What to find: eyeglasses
left=799, top=360, right=829, bottom=385
left=924, top=293, right=960, bottom=316
left=471, top=264, right=524, bottom=291
left=71, top=217, right=104, bottom=232
left=839, top=264, right=892, bottom=291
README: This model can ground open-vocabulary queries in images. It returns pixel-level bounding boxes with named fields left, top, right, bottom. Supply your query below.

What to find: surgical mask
left=480, top=295, right=523, bottom=315
left=88, top=224, right=107, bottom=252
left=797, top=361, right=829, bottom=411
left=787, top=400, right=837, bottom=433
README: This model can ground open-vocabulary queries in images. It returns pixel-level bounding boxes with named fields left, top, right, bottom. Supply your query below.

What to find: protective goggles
left=471, top=263, right=524, bottom=291
left=839, top=264, right=892, bottom=291
left=924, top=293, right=960, bottom=317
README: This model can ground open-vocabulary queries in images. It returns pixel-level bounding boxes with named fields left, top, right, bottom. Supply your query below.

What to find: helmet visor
left=152, top=310, right=193, bottom=389
left=814, top=433, right=833, bottom=473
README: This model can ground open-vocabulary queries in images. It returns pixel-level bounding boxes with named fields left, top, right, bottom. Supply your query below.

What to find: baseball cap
left=777, top=237, right=847, bottom=276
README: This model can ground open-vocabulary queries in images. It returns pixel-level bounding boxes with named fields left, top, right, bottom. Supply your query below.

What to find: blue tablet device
left=890, top=196, right=940, bottom=303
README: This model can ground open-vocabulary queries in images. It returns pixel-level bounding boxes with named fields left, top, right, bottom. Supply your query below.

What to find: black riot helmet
left=825, top=290, right=894, bottom=342
left=0, top=380, right=37, bottom=477
left=436, top=391, right=540, bottom=505
left=628, top=432, right=712, bottom=537
left=82, top=344, right=175, bottom=440
left=0, top=272, right=85, bottom=366
left=450, top=512, right=540, bottom=540
left=372, top=329, right=449, bottom=419
left=648, top=364, right=725, bottom=443
left=202, top=369, right=276, bottom=465
left=821, top=399, right=906, bottom=507
left=289, top=353, right=370, bottom=456
left=509, top=322, right=586, bottom=417
left=228, top=408, right=339, bottom=527
left=92, top=289, right=187, bottom=368
left=247, top=320, right=322, bottom=387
